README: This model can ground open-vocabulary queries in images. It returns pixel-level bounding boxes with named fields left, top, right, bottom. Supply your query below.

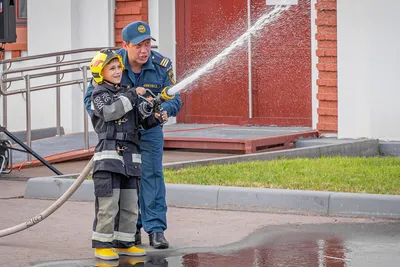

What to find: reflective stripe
left=114, top=231, right=135, bottom=242
left=92, top=231, right=136, bottom=243
left=132, top=153, right=141, bottom=163
left=94, top=151, right=123, bottom=162
left=91, top=102, right=95, bottom=110
left=92, top=231, right=114, bottom=243
left=119, top=95, right=133, bottom=113
left=94, top=151, right=141, bottom=164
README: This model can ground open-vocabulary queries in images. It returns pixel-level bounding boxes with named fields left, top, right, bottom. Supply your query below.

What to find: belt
left=97, top=132, right=151, bottom=151
left=98, top=132, right=137, bottom=142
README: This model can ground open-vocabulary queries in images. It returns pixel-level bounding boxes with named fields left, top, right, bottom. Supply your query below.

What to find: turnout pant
left=92, top=171, right=139, bottom=248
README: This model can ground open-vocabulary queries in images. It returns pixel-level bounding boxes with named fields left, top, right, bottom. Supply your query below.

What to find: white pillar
left=337, top=0, right=400, bottom=140
left=25, top=0, right=112, bottom=134
left=311, top=0, right=318, bottom=129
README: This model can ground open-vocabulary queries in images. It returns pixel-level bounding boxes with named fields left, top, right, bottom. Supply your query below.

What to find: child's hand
left=135, top=87, right=146, bottom=96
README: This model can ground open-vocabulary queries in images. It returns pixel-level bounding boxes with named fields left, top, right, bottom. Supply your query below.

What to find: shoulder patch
left=152, top=53, right=171, bottom=68
left=168, top=68, right=176, bottom=85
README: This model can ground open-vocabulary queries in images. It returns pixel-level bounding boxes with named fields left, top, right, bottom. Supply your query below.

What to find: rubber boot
left=114, top=246, right=146, bottom=256
left=94, top=248, right=119, bottom=260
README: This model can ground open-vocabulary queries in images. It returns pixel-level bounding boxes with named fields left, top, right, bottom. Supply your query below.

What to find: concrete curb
left=380, top=141, right=400, bottom=156
left=24, top=178, right=400, bottom=219
left=328, top=192, right=400, bottom=218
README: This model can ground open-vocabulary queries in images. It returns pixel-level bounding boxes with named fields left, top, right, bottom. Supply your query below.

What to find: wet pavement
left=29, top=222, right=400, bottom=267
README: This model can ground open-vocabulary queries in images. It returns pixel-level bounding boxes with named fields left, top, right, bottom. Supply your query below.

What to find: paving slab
left=0, top=180, right=25, bottom=199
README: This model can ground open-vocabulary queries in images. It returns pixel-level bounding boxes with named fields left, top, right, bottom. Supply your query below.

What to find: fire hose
left=0, top=87, right=175, bottom=238
left=0, top=157, right=94, bottom=238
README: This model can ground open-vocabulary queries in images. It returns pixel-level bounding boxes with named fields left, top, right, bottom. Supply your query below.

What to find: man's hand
left=154, top=111, right=168, bottom=122
left=161, top=111, right=168, bottom=121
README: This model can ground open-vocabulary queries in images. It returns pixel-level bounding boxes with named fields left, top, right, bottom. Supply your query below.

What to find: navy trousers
left=137, top=125, right=167, bottom=234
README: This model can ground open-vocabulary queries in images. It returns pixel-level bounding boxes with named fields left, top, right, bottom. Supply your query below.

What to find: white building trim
left=337, top=0, right=400, bottom=140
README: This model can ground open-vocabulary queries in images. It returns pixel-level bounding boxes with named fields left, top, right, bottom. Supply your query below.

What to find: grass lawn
left=164, top=157, right=400, bottom=195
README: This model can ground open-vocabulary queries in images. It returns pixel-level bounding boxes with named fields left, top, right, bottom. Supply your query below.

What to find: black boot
left=135, top=232, right=141, bottom=245
left=149, top=232, right=169, bottom=249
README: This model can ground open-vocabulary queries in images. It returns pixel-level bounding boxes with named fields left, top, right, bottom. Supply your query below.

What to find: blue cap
left=122, top=21, right=156, bottom=45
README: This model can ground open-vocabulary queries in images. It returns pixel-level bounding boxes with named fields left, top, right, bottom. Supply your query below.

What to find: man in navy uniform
left=85, top=21, right=181, bottom=249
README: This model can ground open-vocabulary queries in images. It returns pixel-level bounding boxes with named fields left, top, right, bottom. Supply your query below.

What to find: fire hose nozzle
left=161, top=86, right=175, bottom=101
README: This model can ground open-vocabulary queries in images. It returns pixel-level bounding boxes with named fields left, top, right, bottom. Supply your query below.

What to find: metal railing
left=0, top=47, right=119, bottom=162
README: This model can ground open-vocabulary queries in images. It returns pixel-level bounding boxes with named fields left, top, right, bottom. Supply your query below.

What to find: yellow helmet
left=90, top=48, right=124, bottom=84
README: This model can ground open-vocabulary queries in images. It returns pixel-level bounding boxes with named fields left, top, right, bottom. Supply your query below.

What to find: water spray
left=166, top=4, right=291, bottom=96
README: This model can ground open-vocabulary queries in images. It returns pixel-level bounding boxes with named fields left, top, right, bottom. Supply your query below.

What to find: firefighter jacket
left=90, top=82, right=161, bottom=177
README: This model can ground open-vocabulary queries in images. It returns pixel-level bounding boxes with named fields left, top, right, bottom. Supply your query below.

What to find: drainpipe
left=247, top=0, right=253, bottom=119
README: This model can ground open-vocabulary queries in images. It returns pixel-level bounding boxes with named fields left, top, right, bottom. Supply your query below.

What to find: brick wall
left=3, top=27, right=27, bottom=59
left=315, top=0, right=337, bottom=134
left=115, top=0, right=149, bottom=47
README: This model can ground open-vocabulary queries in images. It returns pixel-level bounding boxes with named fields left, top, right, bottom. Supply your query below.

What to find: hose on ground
left=0, top=157, right=94, bottom=238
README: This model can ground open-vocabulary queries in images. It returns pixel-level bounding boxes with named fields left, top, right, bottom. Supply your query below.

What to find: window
left=16, top=0, right=27, bottom=24
left=18, top=0, right=26, bottom=19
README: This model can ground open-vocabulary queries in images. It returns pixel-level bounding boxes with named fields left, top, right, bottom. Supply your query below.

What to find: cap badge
left=138, top=25, right=146, bottom=33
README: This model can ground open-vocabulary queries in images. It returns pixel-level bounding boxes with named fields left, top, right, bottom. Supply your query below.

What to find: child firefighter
left=89, top=48, right=167, bottom=261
